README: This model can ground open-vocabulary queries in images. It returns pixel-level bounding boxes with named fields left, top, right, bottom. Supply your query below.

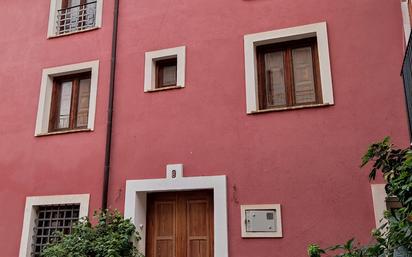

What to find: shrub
left=41, top=209, right=142, bottom=257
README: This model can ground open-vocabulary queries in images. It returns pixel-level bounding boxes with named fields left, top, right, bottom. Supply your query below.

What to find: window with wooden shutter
left=256, top=37, right=322, bottom=110
left=49, top=72, right=91, bottom=132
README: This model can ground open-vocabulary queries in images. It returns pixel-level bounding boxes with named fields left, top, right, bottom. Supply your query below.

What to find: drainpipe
left=102, top=0, right=120, bottom=210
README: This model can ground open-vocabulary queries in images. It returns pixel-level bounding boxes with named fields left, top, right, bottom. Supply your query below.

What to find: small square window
left=144, top=46, right=186, bottom=92
left=49, top=72, right=91, bottom=132
left=155, top=58, right=178, bottom=89
left=256, top=38, right=322, bottom=110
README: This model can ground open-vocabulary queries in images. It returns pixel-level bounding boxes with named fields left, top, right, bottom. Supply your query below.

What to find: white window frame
left=34, top=60, right=99, bottom=136
left=243, top=22, right=334, bottom=114
left=144, top=46, right=186, bottom=92
left=371, top=184, right=387, bottom=228
left=401, top=0, right=411, bottom=43
left=47, top=0, right=104, bottom=38
left=124, top=173, right=228, bottom=257
left=240, top=204, right=283, bottom=238
left=18, top=194, right=90, bottom=257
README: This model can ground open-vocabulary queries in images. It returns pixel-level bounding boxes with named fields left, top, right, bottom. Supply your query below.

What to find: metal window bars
left=56, top=1, right=97, bottom=35
left=31, top=204, right=80, bottom=257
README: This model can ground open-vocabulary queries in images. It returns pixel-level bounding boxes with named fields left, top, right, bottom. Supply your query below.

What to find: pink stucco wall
left=0, top=0, right=409, bottom=256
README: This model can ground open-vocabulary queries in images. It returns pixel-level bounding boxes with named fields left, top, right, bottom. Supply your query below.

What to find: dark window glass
left=256, top=37, right=322, bottom=110
left=155, top=58, right=178, bottom=88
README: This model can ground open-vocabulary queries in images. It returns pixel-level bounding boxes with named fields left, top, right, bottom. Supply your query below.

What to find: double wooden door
left=146, top=190, right=214, bottom=257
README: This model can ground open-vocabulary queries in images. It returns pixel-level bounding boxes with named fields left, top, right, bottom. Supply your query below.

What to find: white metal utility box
left=241, top=204, right=282, bottom=238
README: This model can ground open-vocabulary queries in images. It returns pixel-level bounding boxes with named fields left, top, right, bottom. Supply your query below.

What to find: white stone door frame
left=124, top=174, right=228, bottom=257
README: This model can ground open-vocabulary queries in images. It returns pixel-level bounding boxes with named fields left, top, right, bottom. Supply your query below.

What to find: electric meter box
left=241, top=204, right=282, bottom=238
left=245, top=209, right=277, bottom=232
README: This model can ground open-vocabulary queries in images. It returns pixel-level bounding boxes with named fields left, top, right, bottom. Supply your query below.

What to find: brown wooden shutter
left=76, top=78, right=91, bottom=128
left=264, top=51, right=286, bottom=107
left=292, top=46, right=316, bottom=104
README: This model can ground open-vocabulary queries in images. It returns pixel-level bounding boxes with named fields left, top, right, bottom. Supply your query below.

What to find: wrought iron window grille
left=56, top=1, right=97, bottom=35
left=31, top=204, right=80, bottom=257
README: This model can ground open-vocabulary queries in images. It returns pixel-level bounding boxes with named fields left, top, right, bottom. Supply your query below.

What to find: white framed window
left=144, top=46, right=186, bottom=92
left=240, top=204, right=283, bottom=238
left=18, top=194, right=90, bottom=257
left=244, top=22, right=334, bottom=114
left=47, top=0, right=103, bottom=38
left=35, top=60, right=99, bottom=136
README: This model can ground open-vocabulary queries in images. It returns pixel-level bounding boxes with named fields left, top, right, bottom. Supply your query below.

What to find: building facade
left=0, top=0, right=411, bottom=256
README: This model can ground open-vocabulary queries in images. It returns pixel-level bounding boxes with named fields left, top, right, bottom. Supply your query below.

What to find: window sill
left=145, top=85, right=184, bottom=93
left=249, top=103, right=332, bottom=114
left=35, top=128, right=92, bottom=137
left=47, top=27, right=100, bottom=39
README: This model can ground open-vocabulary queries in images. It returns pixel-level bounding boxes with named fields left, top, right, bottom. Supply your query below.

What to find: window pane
left=58, top=82, right=72, bottom=129
left=76, top=78, right=91, bottom=128
left=68, top=0, right=81, bottom=7
left=264, top=51, right=286, bottom=107
left=162, top=65, right=177, bottom=86
left=292, top=47, right=316, bottom=104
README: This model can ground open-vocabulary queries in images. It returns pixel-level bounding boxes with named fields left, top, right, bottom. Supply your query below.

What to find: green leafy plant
left=308, top=137, right=412, bottom=257
left=41, top=209, right=143, bottom=257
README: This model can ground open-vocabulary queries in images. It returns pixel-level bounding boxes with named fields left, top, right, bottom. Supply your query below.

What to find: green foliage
left=309, top=238, right=384, bottom=257
left=41, top=210, right=143, bottom=257
left=308, top=244, right=325, bottom=257
left=308, top=137, right=412, bottom=257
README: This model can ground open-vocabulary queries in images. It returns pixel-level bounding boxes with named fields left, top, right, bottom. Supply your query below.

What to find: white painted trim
left=166, top=164, right=184, bottom=179
left=19, top=194, right=90, bottom=257
left=47, top=0, right=104, bottom=38
left=95, top=0, right=104, bottom=29
left=240, top=204, right=282, bottom=238
left=47, top=0, right=59, bottom=38
left=35, top=60, right=99, bottom=136
left=401, top=1, right=411, bottom=44
left=124, top=175, right=228, bottom=257
left=244, top=22, right=334, bottom=113
left=371, top=184, right=387, bottom=228
left=144, top=46, right=186, bottom=92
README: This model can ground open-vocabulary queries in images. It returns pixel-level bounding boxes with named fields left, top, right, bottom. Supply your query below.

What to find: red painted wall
left=0, top=0, right=409, bottom=256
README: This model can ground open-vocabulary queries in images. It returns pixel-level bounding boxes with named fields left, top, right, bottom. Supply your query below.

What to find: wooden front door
left=146, top=190, right=214, bottom=257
